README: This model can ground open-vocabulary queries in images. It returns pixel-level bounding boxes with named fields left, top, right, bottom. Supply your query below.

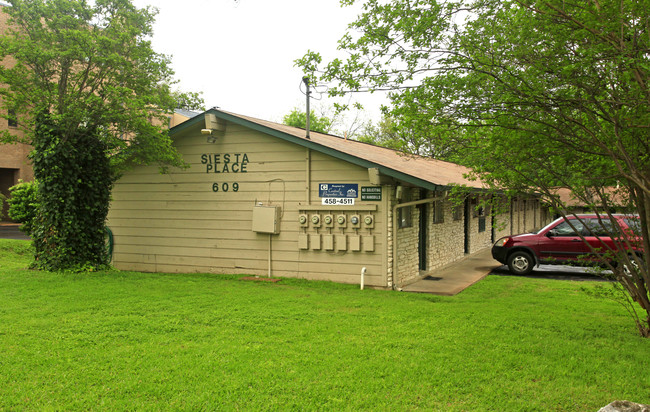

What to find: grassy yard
left=0, top=239, right=648, bottom=411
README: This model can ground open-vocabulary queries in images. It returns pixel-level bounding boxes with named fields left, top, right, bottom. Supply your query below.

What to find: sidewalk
left=400, top=249, right=499, bottom=296
left=0, top=222, right=29, bottom=240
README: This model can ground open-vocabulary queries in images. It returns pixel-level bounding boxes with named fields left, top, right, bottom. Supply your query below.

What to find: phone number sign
left=319, top=183, right=358, bottom=206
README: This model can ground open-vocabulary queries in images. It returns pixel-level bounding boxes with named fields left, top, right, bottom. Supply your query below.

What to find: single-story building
left=107, top=109, right=548, bottom=289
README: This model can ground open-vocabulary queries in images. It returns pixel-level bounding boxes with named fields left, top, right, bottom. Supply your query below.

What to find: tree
left=297, top=0, right=650, bottom=336
left=358, top=115, right=463, bottom=159
left=283, top=108, right=334, bottom=134
left=0, top=0, right=200, bottom=270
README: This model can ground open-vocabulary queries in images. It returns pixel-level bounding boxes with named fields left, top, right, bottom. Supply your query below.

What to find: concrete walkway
left=400, top=248, right=499, bottom=296
left=0, top=223, right=29, bottom=240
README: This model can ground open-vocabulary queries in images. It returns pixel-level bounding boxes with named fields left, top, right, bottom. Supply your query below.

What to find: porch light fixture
left=202, top=128, right=218, bottom=143
left=203, top=113, right=226, bottom=143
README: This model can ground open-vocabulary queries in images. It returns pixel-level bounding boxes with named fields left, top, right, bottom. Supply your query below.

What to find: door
left=538, top=220, right=590, bottom=263
left=418, top=203, right=427, bottom=271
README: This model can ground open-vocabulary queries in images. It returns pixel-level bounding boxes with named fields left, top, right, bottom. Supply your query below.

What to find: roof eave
left=169, top=109, right=463, bottom=192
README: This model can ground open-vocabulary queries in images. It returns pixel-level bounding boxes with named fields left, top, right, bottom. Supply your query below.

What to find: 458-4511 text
left=212, top=182, right=239, bottom=192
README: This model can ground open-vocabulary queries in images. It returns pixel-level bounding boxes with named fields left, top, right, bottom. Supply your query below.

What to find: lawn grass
left=0, top=238, right=648, bottom=411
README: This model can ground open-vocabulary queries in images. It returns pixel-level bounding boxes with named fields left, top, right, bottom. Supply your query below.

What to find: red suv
left=492, top=214, right=642, bottom=275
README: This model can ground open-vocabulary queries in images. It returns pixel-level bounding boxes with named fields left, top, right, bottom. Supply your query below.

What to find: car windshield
left=537, top=218, right=563, bottom=234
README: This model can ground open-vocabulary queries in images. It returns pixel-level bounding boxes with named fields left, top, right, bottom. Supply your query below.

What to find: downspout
left=392, top=193, right=446, bottom=290
left=268, top=234, right=272, bottom=278
left=305, top=148, right=311, bottom=204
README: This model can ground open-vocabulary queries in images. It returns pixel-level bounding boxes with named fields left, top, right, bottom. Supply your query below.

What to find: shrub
left=30, top=116, right=112, bottom=271
left=8, top=180, right=38, bottom=235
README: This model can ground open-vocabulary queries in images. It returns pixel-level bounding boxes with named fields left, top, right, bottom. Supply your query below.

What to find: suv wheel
left=507, top=251, right=534, bottom=275
left=622, top=254, right=645, bottom=278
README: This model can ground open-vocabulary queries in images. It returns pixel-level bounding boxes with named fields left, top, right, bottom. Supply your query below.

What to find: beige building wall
left=108, top=121, right=388, bottom=287
left=108, top=111, right=554, bottom=287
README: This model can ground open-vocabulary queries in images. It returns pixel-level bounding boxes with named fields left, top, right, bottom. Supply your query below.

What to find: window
left=623, top=217, right=641, bottom=236
left=397, top=187, right=412, bottom=228
left=8, top=109, right=17, bottom=127
left=433, top=200, right=444, bottom=224
left=452, top=204, right=463, bottom=221
left=398, top=206, right=412, bottom=228
left=477, top=207, right=486, bottom=232
left=552, top=220, right=586, bottom=236
left=584, top=218, right=613, bottom=237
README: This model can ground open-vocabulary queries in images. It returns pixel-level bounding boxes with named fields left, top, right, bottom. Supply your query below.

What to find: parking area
left=490, top=264, right=612, bottom=282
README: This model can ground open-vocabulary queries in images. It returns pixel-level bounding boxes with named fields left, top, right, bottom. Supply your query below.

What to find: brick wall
left=0, top=5, right=33, bottom=221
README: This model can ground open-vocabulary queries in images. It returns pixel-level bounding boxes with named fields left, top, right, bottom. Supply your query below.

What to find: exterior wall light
left=203, top=113, right=226, bottom=143
left=202, top=128, right=218, bottom=143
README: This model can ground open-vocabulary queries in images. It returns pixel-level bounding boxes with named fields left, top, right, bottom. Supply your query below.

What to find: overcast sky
left=131, top=0, right=386, bottom=126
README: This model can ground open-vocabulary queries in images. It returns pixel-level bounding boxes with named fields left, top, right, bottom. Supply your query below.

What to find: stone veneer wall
left=493, top=209, right=512, bottom=243
left=389, top=188, right=552, bottom=288
left=426, top=198, right=465, bottom=271
left=395, top=189, right=420, bottom=286
left=467, top=205, right=494, bottom=254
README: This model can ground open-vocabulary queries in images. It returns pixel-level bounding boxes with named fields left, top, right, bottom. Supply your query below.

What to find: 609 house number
left=212, top=182, right=240, bottom=192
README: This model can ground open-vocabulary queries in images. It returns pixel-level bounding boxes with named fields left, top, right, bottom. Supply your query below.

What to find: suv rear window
left=584, top=218, right=614, bottom=236
left=623, top=217, right=641, bottom=235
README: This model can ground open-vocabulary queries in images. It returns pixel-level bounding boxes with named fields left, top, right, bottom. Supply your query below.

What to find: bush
left=30, top=116, right=112, bottom=271
left=8, top=180, right=38, bottom=235
left=0, top=192, right=5, bottom=219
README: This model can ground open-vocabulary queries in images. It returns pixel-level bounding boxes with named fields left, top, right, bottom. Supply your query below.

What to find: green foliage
left=283, top=108, right=333, bottom=133
left=172, top=90, right=205, bottom=111
left=0, top=0, right=197, bottom=171
left=358, top=116, right=463, bottom=159
left=29, top=114, right=112, bottom=271
left=7, top=180, right=38, bottom=235
left=0, top=0, right=201, bottom=270
left=298, top=0, right=650, bottom=337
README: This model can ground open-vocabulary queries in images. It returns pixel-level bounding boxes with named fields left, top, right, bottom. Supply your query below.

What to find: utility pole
left=302, top=76, right=311, bottom=139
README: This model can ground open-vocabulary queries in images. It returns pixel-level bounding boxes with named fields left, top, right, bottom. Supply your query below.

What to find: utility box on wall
left=252, top=205, right=281, bottom=234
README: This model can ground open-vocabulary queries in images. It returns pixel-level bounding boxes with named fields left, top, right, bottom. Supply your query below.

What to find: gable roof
left=174, top=108, right=201, bottom=119
left=170, top=109, right=487, bottom=192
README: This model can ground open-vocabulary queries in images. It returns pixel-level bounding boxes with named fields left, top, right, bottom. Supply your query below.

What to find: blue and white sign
left=319, top=184, right=358, bottom=198
left=319, top=183, right=358, bottom=206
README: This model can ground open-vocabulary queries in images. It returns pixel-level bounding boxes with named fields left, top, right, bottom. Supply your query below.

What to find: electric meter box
left=252, top=205, right=281, bottom=234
